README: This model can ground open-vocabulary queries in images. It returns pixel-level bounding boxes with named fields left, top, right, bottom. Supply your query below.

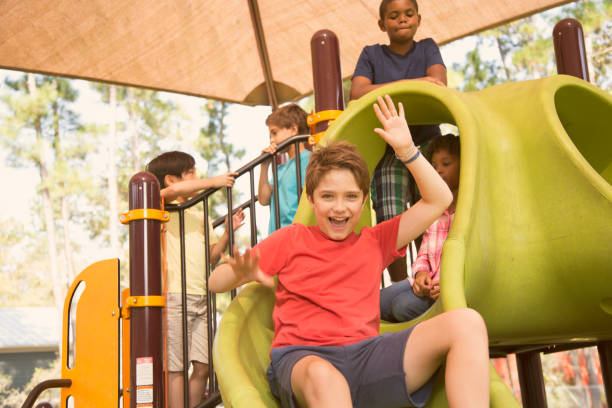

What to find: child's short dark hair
left=146, top=151, right=195, bottom=188
left=379, top=0, right=418, bottom=20
left=265, top=104, right=309, bottom=135
left=305, top=141, right=370, bottom=198
left=425, top=134, right=460, bottom=161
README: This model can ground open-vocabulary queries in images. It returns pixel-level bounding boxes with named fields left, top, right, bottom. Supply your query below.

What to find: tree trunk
left=495, top=36, right=512, bottom=81
left=107, top=85, right=120, bottom=257
left=218, top=102, right=231, bottom=171
left=61, top=196, right=76, bottom=283
left=127, top=87, right=139, bottom=172
left=50, top=79, right=76, bottom=284
left=27, top=73, right=65, bottom=314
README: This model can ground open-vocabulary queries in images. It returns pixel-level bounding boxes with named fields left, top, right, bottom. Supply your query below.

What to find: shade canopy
left=0, top=0, right=574, bottom=106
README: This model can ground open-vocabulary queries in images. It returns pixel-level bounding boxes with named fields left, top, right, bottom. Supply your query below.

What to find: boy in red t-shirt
left=209, top=96, right=489, bottom=408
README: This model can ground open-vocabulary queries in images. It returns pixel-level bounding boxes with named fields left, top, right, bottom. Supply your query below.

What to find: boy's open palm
left=373, top=95, right=414, bottom=156
left=222, top=246, right=275, bottom=288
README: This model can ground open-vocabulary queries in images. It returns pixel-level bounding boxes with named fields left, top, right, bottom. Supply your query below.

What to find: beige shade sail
left=0, top=0, right=575, bottom=106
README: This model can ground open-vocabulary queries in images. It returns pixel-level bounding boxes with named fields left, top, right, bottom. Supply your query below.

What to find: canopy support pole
left=247, top=0, right=279, bottom=109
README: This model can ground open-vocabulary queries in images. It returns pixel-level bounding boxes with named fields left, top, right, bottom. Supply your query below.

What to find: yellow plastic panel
left=61, top=259, right=120, bottom=407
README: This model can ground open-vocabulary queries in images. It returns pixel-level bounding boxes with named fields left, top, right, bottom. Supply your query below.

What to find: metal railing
left=164, top=134, right=309, bottom=408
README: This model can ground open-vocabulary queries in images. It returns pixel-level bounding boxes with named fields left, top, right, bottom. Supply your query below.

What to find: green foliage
left=0, top=356, right=60, bottom=407
left=453, top=42, right=501, bottom=91
left=0, top=221, right=54, bottom=306
left=196, top=100, right=246, bottom=220
left=449, top=0, right=612, bottom=92
left=560, top=0, right=612, bottom=90
left=197, top=100, right=245, bottom=174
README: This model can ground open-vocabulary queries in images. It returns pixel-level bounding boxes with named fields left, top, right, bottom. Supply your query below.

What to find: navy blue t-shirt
left=352, top=38, right=445, bottom=146
left=353, top=38, right=444, bottom=83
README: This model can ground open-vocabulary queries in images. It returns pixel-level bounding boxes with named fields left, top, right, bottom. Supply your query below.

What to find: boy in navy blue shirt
left=350, top=0, right=447, bottom=283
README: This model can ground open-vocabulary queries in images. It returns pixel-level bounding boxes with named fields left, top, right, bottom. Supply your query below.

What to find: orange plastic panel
left=61, top=259, right=120, bottom=407
left=122, top=288, right=131, bottom=408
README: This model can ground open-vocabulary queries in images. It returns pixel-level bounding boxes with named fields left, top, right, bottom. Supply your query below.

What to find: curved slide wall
left=214, top=75, right=612, bottom=407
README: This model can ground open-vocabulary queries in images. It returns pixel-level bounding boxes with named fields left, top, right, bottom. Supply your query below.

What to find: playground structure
left=214, top=72, right=612, bottom=407
left=19, top=18, right=612, bottom=408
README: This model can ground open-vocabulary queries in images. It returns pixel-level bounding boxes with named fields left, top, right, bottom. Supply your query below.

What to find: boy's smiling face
left=307, top=168, right=366, bottom=241
left=378, top=0, right=421, bottom=45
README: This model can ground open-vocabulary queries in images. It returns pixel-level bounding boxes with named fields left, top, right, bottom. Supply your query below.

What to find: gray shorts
left=166, top=293, right=208, bottom=371
left=266, top=325, right=437, bottom=408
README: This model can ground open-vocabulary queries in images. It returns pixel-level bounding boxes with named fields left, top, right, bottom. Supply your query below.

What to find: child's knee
left=297, top=357, right=344, bottom=390
left=448, top=308, right=487, bottom=340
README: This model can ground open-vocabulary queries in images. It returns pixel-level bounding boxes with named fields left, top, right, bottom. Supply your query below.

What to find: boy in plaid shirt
left=380, top=134, right=460, bottom=322
left=350, top=0, right=447, bottom=282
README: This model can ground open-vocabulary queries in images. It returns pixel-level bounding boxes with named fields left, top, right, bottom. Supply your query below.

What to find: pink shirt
left=255, top=217, right=406, bottom=348
left=411, top=209, right=455, bottom=283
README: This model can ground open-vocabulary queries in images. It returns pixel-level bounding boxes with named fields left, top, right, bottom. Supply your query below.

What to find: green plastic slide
left=213, top=75, right=612, bottom=407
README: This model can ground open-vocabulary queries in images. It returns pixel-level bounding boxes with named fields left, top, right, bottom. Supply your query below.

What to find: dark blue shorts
left=266, top=325, right=438, bottom=408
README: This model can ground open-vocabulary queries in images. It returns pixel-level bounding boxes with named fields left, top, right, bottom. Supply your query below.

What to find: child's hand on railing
left=260, top=143, right=278, bottom=167
left=262, top=143, right=278, bottom=155
left=213, top=172, right=238, bottom=188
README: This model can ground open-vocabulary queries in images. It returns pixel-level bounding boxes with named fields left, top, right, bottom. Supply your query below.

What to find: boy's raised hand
left=373, top=95, right=415, bottom=158
left=221, top=246, right=275, bottom=288
left=213, top=172, right=238, bottom=188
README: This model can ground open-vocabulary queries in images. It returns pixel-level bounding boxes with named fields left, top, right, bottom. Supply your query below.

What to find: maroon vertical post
left=311, top=29, right=344, bottom=140
left=128, top=172, right=164, bottom=408
left=516, top=351, right=548, bottom=408
left=598, top=342, right=612, bottom=406
left=553, top=18, right=590, bottom=81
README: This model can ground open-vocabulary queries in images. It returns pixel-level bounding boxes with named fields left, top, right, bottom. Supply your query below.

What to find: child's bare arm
left=208, top=247, right=275, bottom=293
left=373, top=95, right=452, bottom=249
left=350, top=76, right=381, bottom=100
left=426, top=64, right=447, bottom=86
left=350, top=73, right=446, bottom=100
left=161, top=172, right=238, bottom=202
left=257, top=144, right=278, bottom=206
left=209, top=208, right=246, bottom=264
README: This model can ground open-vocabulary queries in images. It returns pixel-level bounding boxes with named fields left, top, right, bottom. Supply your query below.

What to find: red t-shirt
left=255, top=216, right=406, bottom=348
